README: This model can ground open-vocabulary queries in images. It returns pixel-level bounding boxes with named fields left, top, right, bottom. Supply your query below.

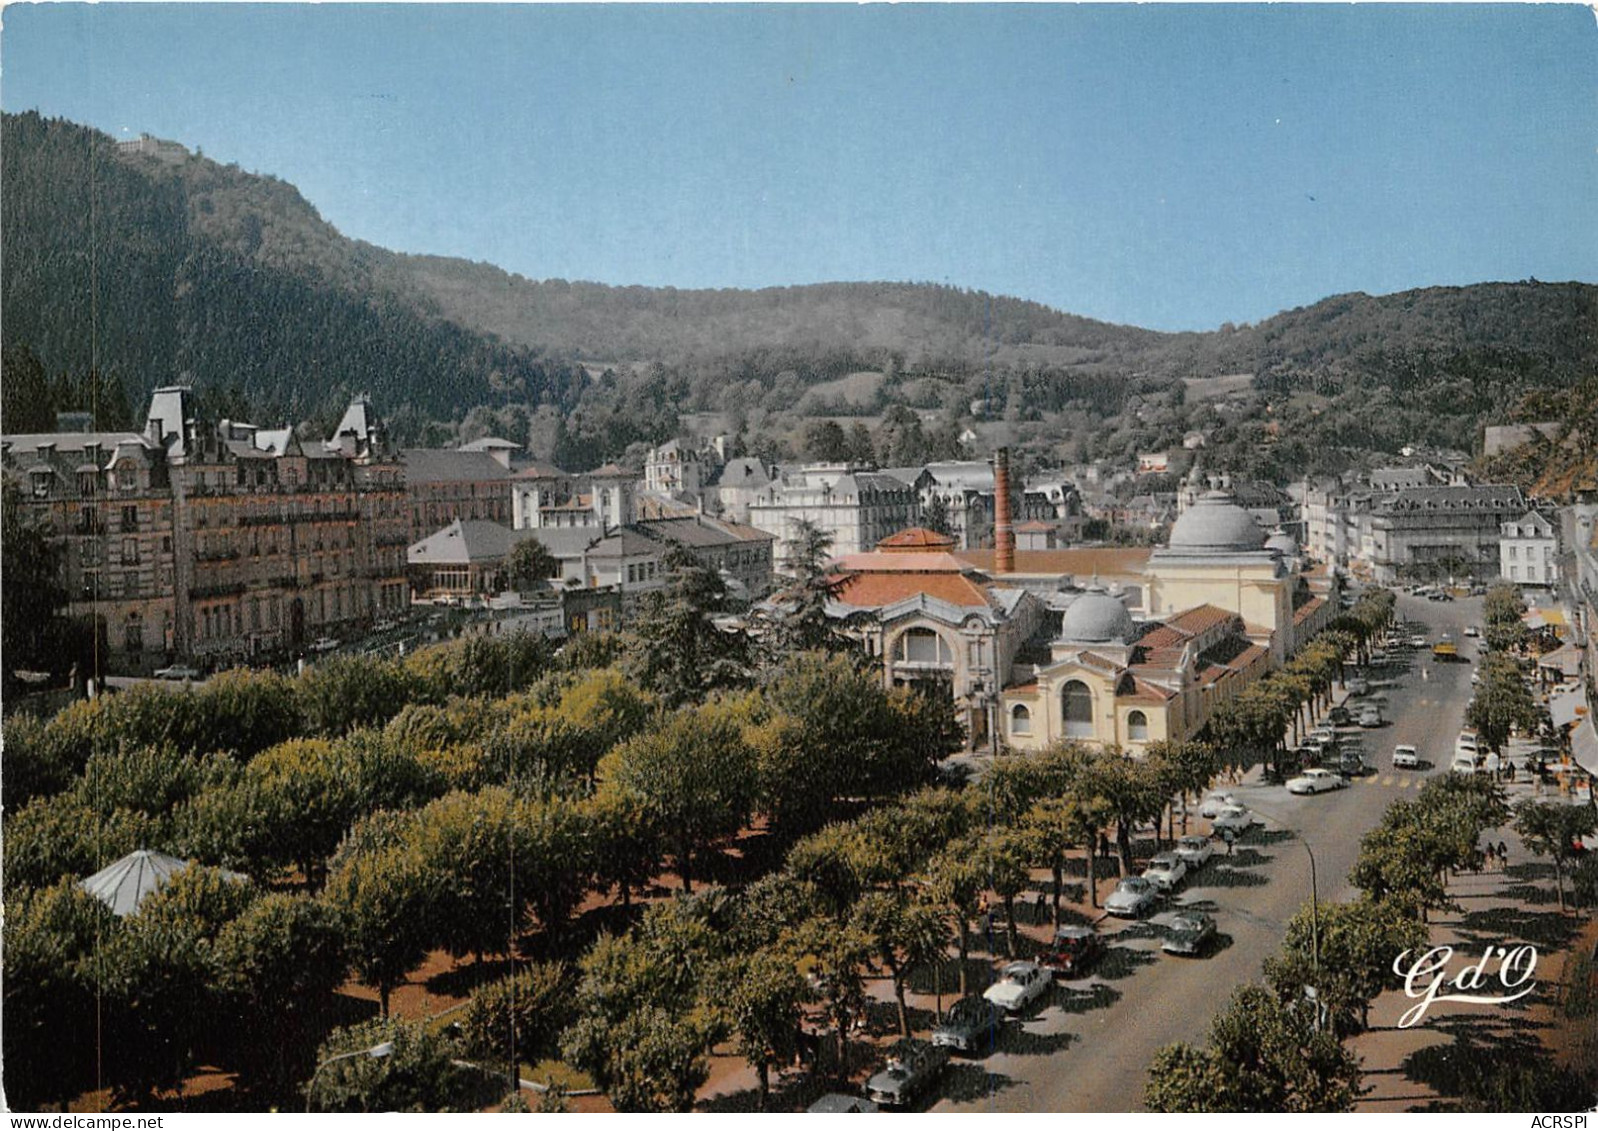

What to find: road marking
left=1380, top=775, right=1394, bottom=786
left=1398, top=777, right=1412, bottom=789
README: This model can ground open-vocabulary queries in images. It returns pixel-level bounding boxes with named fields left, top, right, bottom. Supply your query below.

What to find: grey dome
left=1060, top=592, right=1135, bottom=644
left=1168, top=491, right=1265, bottom=553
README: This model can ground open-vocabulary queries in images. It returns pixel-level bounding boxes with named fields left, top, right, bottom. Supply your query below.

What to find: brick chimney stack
left=994, top=447, right=1015, bottom=573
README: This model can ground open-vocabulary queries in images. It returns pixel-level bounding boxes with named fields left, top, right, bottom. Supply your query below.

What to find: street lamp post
left=1242, top=801, right=1320, bottom=974
left=305, top=1040, right=394, bottom=1112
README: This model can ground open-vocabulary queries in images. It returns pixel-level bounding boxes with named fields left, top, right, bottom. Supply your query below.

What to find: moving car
left=1338, top=749, right=1368, bottom=777
left=1212, top=805, right=1261, bottom=838
left=1037, top=925, right=1104, bottom=979
left=1200, top=791, right=1239, bottom=819
left=1463, top=625, right=1480, bottom=637
left=1162, top=911, right=1218, bottom=957
left=1433, top=637, right=1458, bottom=661
left=930, top=995, right=1002, bottom=1054
left=1142, top=852, right=1189, bottom=892
left=1392, top=745, right=1420, bottom=770
left=153, top=664, right=202, bottom=681
left=1357, top=704, right=1383, bottom=728
left=1105, top=876, right=1161, bottom=918
left=808, top=1095, right=881, bottom=1113
left=865, top=1039, right=949, bottom=1108
left=1347, top=676, right=1370, bottom=696
left=982, top=961, right=1053, bottom=1014
left=1409, top=634, right=1429, bottom=648
left=1174, top=834, right=1215, bottom=869
left=1286, top=767, right=1346, bottom=795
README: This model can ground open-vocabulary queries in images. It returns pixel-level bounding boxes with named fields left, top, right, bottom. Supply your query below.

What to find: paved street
left=936, top=593, right=1484, bottom=1111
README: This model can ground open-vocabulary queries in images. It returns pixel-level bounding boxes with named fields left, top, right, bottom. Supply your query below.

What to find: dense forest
left=4, top=111, right=1594, bottom=477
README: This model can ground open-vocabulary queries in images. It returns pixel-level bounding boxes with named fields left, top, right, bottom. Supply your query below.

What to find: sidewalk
left=1348, top=774, right=1593, bottom=1112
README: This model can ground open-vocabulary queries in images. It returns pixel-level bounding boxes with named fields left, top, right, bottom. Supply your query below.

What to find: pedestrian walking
left=1222, top=827, right=1236, bottom=856
left=1099, top=833, right=1111, bottom=860
left=1034, top=890, right=1047, bottom=925
left=1482, top=843, right=1496, bottom=871
left=1497, top=840, right=1509, bottom=869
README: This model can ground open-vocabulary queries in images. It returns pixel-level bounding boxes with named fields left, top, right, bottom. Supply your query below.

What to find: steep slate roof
left=402, top=449, right=514, bottom=484
left=706, top=458, right=773, bottom=488
left=408, top=519, right=519, bottom=564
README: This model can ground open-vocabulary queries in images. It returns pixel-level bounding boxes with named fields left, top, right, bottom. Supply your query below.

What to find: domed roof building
left=1264, top=527, right=1299, bottom=558
left=1059, top=591, right=1137, bottom=645
left=1168, top=491, right=1266, bottom=554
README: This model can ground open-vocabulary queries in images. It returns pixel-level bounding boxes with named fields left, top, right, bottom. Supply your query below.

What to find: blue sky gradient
left=4, top=3, right=1595, bottom=330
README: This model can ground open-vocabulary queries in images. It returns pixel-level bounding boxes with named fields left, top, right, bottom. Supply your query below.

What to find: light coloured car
left=1347, top=676, right=1370, bottom=696
left=1200, top=791, right=1239, bottom=819
left=982, top=961, right=1053, bottom=1014
left=1104, top=876, right=1161, bottom=918
left=153, top=664, right=202, bottom=681
left=1287, top=767, right=1346, bottom=795
left=1451, top=753, right=1478, bottom=775
left=1456, top=732, right=1479, bottom=758
left=1392, top=745, right=1420, bottom=770
left=1358, top=704, right=1382, bottom=728
left=1369, top=650, right=1389, bottom=667
left=1142, top=852, right=1189, bottom=892
left=1174, top=834, right=1215, bottom=869
left=1212, top=805, right=1261, bottom=837
left=1464, top=625, right=1480, bottom=638
left=1410, top=634, right=1429, bottom=648
left=311, top=636, right=340, bottom=652
left=865, top=1038, right=949, bottom=1107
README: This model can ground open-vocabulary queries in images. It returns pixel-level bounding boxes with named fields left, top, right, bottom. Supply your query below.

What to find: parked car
left=1451, top=753, right=1479, bottom=775
left=1200, top=791, right=1239, bottom=819
left=1142, top=852, right=1189, bottom=892
left=1162, top=911, right=1218, bottom=957
left=808, top=1094, right=881, bottom=1113
left=930, top=995, right=1003, bottom=1054
left=1357, top=704, right=1383, bottom=728
left=1212, top=805, right=1261, bottom=838
left=1174, top=834, right=1215, bottom=869
left=1037, top=925, right=1104, bottom=979
left=1105, top=876, right=1161, bottom=918
left=1346, top=676, right=1370, bottom=697
left=153, top=664, right=202, bottom=681
left=1392, top=745, right=1420, bottom=770
left=311, top=636, right=340, bottom=652
left=982, top=961, right=1053, bottom=1014
left=1287, top=767, right=1347, bottom=795
left=865, top=1039, right=949, bottom=1107
left=1338, top=749, right=1368, bottom=777
left=1368, top=650, right=1389, bottom=667
left=1327, top=705, right=1352, bottom=727
left=1409, top=634, right=1429, bottom=648
left=1463, top=625, right=1480, bottom=638
left=1456, top=731, right=1480, bottom=759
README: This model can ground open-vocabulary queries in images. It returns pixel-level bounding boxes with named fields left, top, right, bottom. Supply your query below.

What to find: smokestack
left=994, top=447, right=1015, bottom=573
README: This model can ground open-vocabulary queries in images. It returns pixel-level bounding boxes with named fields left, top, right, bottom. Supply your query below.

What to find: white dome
left=1060, top=592, right=1135, bottom=644
left=1168, top=491, right=1265, bottom=554
left=1265, top=528, right=1298, bottom=557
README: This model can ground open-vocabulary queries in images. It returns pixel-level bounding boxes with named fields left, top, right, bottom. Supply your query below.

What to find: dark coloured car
left=865, top=1038, right=949, bottom=1107
left=1327, top=705, right=1352, bottom=727
left=1037, top=924, right=1104, bottom=979
left=1162, top=911, right=1218, bottom=956
left=1338, top=749, right=1367, bottom=777
left=807, top=1094, right=880, bottom=1113
left=930, top=994, right=1002, bottom=1054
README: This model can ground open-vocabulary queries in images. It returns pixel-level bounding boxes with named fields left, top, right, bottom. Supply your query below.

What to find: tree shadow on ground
left=1453, top=903, right=1581, bottom=950
left=939, top=1062, right=1021, bottom=1107
left=1195, top=860, right=1272, bottom=889
left=1092, top=943, right=1159, bottom=981
left=424, top=955, right=519, bottom=998
left=1053, top=981, right=1121, bottom=1015
left=907, top=956, right=1001, bottom=1000
left=698, top=1069, right=836, bottom=1113
left=1000, top=1024, right=1077, bottom=1058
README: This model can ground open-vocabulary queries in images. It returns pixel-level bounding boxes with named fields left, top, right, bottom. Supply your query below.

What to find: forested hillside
left=4, top=110, right=1594, bottom=476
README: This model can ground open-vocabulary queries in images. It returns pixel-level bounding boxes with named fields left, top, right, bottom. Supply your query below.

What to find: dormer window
left=31, top=471, right=52, bottom=498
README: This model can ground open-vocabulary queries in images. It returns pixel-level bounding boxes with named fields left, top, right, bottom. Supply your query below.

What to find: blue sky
left=4, top=4, right=1595, bottom=331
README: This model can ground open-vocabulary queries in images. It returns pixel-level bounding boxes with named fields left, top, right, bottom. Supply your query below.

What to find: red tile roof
left=954, top=547, right=1153, bottom=577
left=878, top=527, right=958, bottom=552
left=832, top=570, right=995, bottom=610
left=1293, top=596, right=1327, bottom=625
left=1166, top=604, right=1237, bottom=635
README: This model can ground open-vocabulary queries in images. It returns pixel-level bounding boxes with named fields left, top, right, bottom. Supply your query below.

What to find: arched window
left=897, top=628, right=953, bottom=666
left=1011, top=704, right=1032, bottom=736
left=1062, top=680, right=1094, bottom=738
left=1127, top=710, right=1149, bottom=742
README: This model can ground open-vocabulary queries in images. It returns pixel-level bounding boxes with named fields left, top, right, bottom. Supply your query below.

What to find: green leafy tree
left=505, top=536, right=560, bottom=590
left=1514, top=800, right=1598, bottom=914
left=623, top=547, right=753, bottom=706
left=215, top=892, right=350, bottom=1090
left=1, top=478, right=69, bottom=684
left=787, top=915, right=874, bottom=1072
left=597, top=703, right=757, bottom=892
left=852, top=891, right=948, bottom=1037
left=1263, top=896, right=1430, bottom=1034
left=321, top=837, right=436, bottom=1017
left=304, top=1018, right=481, bottom=1112
left=243, top=737, right=362, bottom=888
left=760, top=519, right=850, bottom=660
left=1466, top=653, right=1540, bottom=755
left=924, top=845, right=985, bottom=997
left=2, top=879, right=115, bottom=1107
left=1079, top=749, right=1167, bottom=875
left=457, top=961, right=576, bottom=1070
left=1144, top=984, right=1361, bottom=1112
left=719, top=946, right=807, bottom=1109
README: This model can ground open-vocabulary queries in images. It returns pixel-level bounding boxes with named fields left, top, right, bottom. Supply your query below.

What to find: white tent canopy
left=78, top=849, right=199, bottom=917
